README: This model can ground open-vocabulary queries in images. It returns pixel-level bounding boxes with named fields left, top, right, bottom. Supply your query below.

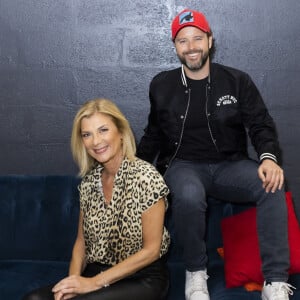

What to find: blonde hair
left=71, top=98, right=136, bottom=177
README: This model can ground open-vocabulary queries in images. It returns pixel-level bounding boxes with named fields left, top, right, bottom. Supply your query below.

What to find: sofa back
left=0, top=175, right=80, bottom=261
left=0, top=175, right=251, bottom=264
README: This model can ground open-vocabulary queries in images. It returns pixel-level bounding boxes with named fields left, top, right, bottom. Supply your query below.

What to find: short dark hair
left=208, top=32, right=216, bottom=61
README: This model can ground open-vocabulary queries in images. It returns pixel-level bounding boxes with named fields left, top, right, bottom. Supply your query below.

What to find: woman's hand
left=54, top=290, right=77, bottom=300
left=52, top=275, right=99, bottom=300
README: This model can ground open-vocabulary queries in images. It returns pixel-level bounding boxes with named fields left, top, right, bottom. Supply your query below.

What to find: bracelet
left=100, top=272, right=109, bottom=288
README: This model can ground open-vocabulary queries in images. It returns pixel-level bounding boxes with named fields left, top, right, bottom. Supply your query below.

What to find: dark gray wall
left=0, top=0, right=299, bottom=203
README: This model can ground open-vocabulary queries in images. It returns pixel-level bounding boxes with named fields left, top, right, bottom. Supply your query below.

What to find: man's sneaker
left=185, top=270, right=210, bottom=300
left=261, top=281, right=295, bottom=300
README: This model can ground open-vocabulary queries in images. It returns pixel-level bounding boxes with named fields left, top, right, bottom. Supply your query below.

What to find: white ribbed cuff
left=259, top=153, right=277, bottom=163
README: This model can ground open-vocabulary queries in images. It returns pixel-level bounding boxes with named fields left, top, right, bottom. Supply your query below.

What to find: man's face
left=174, top=26, right=212, bottom=72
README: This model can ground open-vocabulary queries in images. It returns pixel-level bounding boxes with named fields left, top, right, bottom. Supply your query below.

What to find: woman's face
left=81, top=112, right=123, bottom=167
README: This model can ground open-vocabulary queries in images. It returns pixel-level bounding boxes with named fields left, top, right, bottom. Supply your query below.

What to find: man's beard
left=178, top=49, right=209, bottom=72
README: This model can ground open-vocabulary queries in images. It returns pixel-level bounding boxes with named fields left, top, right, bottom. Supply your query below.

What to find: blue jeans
left=164, top=159, right=289, bottom=282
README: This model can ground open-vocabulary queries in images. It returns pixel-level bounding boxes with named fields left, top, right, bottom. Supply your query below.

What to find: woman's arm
left=52, top=198, right=166, bottom=297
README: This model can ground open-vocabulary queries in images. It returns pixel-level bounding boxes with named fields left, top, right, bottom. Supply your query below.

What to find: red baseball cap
left=171, top=9, right=211, bottom=41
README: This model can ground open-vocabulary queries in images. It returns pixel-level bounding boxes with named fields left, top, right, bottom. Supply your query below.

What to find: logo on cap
left=179, top=11, right=194, bottom=25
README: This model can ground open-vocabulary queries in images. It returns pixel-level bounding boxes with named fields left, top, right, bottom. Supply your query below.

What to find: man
left=137, top=8, right=294, bottom=300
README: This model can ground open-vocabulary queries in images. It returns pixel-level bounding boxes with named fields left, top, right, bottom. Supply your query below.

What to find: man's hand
left=257, top=159, right=284, bottom=193
left=52, top=275, right=99, bottom=300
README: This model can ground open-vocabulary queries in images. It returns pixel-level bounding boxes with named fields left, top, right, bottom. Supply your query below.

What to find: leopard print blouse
left=79, top=157, right=170, bottom=265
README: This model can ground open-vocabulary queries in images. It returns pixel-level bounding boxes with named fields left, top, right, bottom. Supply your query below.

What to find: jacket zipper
left=205, top=83, right=219, bottom=152
left=164, top=88, right=191, bottom=172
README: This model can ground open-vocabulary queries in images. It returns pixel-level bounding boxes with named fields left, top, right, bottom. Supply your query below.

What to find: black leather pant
left=22, top=257, right=169, bottom=300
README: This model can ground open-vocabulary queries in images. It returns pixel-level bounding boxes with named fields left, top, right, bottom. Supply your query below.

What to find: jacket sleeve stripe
left=259, top=153, right=277, bottom=163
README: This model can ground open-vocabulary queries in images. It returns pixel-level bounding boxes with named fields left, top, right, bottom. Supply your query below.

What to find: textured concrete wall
left=0, top=0, right=299, bottom=205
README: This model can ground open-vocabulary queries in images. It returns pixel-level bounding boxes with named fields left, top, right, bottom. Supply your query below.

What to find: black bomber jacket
left=137, top=63, right=281, bottom=174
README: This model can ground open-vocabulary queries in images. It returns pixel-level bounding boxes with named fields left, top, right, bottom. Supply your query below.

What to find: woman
left=23, top=98, right=170, bottom=300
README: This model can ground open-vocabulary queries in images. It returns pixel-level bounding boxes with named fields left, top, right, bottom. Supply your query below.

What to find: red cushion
left=286, top=192, right=300, bottom=273
left=221, top=192, right=300, bottom=288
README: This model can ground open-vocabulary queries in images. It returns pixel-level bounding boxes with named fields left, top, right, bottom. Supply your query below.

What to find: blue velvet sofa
left=0, top=175, right=299, bottom=300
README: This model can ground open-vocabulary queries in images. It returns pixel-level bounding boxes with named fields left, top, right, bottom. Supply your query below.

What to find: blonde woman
left=23, top=98, right=170, bottom=300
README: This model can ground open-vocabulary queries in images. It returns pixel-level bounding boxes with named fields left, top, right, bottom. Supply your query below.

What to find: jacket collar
left=180, top=63, right=212, bottom=88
